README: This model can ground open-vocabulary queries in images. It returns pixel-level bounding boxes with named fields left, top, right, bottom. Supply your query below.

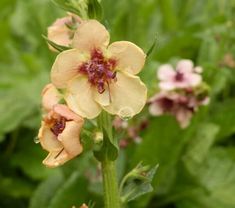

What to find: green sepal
left=120, top=163, right=159, bottom=203
left=87, top=201, right=96, bottom=208
left=146, top=35, right=157, bottom=57
left=42, top=35, right=71, bottom=52
left=81, top=128, right=95, bottom=152
left=87, top=0, right=103, bottom=20
left=94, top=111, right=119, bottom=161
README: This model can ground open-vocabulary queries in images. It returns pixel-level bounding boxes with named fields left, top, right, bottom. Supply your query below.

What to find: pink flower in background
left=148, top=92, right=178, bottom=116
left=38, top=84, right=84, bottom=168
left=158, top=59, right=202, bottom=90
left=47, top=13, right=82, bottom=51
left=173, top=97, right=194, bottom=128
left=148, top=92, right=194, bottom=128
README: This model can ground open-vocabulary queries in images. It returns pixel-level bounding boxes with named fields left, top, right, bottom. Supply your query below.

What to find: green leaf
left=29, top=172, right=64, bottom=208
left=42, top=35, right=71, bottom=52
left=87, top=0, right=103, bottom=20
left=11, top=135, right=60, bottom=180
left=176, top=148, right=235, bottom=208
left=0, top=176, right=34, bottom=198
left=182, top=123, right=219, bottom=174
left=210, top=99, right=235, bottom=140
left=121, top=164, right=158, bottom=203
left=132, top=116, right=185, bottom=194
left=0, top=93, right=35, bottom=140
left=48, top=172, right=89, bottom=208
left=30, top=171, right=89, bottom=208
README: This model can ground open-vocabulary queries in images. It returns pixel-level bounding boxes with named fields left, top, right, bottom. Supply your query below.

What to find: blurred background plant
left=0, top=0, right=235, bottom=207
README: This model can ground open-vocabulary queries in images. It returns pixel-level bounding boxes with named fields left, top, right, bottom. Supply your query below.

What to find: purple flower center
left=50, top=117, right=67, bottom=136
left=79, top=49, right=117, bottom=94
left=175, top=72, right=184, bottom=82
left=158, top=97, right=174, bottom=112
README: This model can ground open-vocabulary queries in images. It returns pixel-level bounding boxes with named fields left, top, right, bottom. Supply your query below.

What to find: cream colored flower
left=38, top=84, right=84, bottom=168
left=47, top=13, right=82, bottom=52
left=51, top=20, right=147, bottom=119
left=80, top=204, right=88, bottom=208
left=41, top=83, right=62, bottom=112
left=72, top=203, right=88, bottom=208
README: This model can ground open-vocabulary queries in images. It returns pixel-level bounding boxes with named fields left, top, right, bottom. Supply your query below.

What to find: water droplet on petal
left=118, top=107, right=134, bottom=121
left=34, top=136, right=40, bottom=144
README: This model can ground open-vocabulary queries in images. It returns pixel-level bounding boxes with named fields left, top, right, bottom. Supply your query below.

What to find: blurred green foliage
left=0, top=0, right=235, bottom=207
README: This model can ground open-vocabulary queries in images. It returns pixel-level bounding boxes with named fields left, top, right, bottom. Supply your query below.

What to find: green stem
left=101, top=157, right=121, bottom=208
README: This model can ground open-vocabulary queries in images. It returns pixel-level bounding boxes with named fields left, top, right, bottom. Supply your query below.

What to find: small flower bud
left=94, top=131, right=103, bottom=143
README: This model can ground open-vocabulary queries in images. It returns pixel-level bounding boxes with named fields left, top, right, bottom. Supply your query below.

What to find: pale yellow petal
left=65, top=76, right=102, bottom=119
left=53, top=104, right=84, bottom=122
left=108, top=41, right=146, bottom=75
left=93, top=88, right=111, bottom=106
left=103, top=72, right=147, bottom=118
left=58, top=121, right=83, bottom=156
left=48, top=26, right=71, bottom=51
left=42, top=84, right=62, bottom=111
left=38, top=122, right=63, bottom=152
left=51, top=49, right=87, bottom=88
left=72, top=20, right=110, bottom=52
left=42, top=149, right=70, bottom=168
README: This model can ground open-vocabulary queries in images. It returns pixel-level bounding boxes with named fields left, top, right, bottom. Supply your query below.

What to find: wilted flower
left=51, top=20, right=147, bottom=119
left=158, top=59, right=202, bottom=90
left=47, top=13, right=82, bottom=51
left=38, top=84, right=84, bottom=168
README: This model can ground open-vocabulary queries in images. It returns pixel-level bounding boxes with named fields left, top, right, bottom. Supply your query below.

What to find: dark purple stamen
left=175, top=72, right=184, bottom=81
left=50, top=117, right=67, bottom=136
left=158, top=97, right=174, bottom=112
left=79, top=49, right=117, bottom=94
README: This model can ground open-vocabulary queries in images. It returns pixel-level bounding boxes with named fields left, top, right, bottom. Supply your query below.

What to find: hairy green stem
left=101, top=157, right=121, bottom=208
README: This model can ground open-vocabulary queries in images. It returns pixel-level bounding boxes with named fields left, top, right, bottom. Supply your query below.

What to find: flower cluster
left=38, top=16, right=147, bottom=167
left=148, top=60, right=209, bottom=128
